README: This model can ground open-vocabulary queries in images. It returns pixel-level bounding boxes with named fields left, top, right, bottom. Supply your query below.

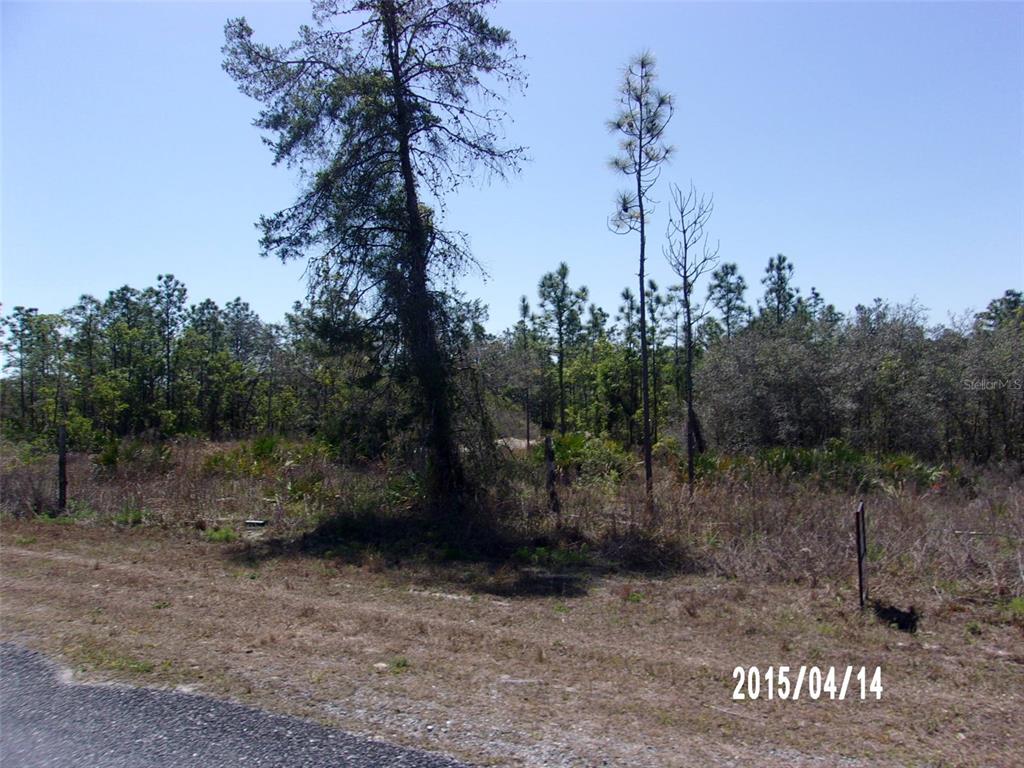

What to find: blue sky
left=3, top=1, right=1022, bottom=333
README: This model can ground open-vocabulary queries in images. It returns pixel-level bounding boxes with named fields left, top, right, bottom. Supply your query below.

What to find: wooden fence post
left=855, top=500, right=867, bottom=610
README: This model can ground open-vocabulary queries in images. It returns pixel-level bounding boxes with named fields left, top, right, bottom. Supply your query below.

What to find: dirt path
left=2, top=522, right=1021, bottom=767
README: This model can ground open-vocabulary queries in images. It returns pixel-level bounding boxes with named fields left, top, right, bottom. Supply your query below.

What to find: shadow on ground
left=225, top=509, right=703, bottom=599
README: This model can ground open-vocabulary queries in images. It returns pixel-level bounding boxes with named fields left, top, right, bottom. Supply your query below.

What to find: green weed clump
left=93, top=439, right=173, bottom=476
left=94, top=438, right=121, bottom=473
left=205, top=527, right=237, bottom=543
left=202, top=437, right=331, bottom=480
left=1003, top=597, right=1024, bottom=626
left=71, top=641, right=155, bottom=675
left=513, top=544, right=591, bottom=569
left=114, top=506, right=146, bottom=527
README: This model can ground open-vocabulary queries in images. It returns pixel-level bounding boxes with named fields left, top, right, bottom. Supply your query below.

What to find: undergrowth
left=2, top=436, right=1021, bottom=607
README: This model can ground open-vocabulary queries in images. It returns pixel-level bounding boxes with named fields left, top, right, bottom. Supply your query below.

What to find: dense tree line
left=2, top=271, right=1020, bottom=466
left=0, top=278, right=479, bottom=461
left=492, top=265, right=1022, bottom=465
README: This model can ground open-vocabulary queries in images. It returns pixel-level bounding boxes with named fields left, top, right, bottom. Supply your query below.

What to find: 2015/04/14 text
left=731, top=666, right=883, bottom=701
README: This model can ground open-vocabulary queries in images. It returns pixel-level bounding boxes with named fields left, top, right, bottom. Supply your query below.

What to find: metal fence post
left=855, top=500, right=867, bottom=610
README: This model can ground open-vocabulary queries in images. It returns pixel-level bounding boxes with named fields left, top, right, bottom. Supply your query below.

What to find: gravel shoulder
left=0, top=643, right=468, bottom=768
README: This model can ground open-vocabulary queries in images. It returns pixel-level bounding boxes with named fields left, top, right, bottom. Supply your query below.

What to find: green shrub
left=286, top=470, right=326, bottom=502
left=114, top=506, right=145, bottom=527
left=536, top=432, right=630, bottom=482
left=652, top=436, right=682, bottom=464
left=10, top=437, right=56, bottom=464
left=203, top=437, right=331, bottom=480
left=692, top=451, right=723, bottom=481
left=251, top=435, right=279, bottom=461
left=1003, top=597, right=1024, bottom=624
left=734, top=440, right=945, bottom=493
left=382, top=471, right=424, bottom=510
left=65, top=413, right=100, bottom=452
left=205, top=527, right=236, bottom=543
left=513, top=544, right=590, bottom=569
left=120, top=440, right=143, bottom=465
left=95, top=438, right=120, bottom=472
left=139, top=443, right=174, bottom=473
left=67, top=499, right=97, bottom=519
left=93, top=438, right=173, bottom=476
left=44, top=517, right=76, bottom=526
left=202, top=444, right=262, bottom=477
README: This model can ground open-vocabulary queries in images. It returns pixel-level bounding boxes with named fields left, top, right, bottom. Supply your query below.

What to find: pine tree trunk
left=557, top=329, right=566, bottom=435
left=57, top=424, right=67, bottom=514
left=683, top=282, right=697, bottom=490
left=382, top=0, right=465, bottom=515
left=545, top=434, right=561, bottom=527
left=651, top=344, right=659, bottom=444
left=636, top=175, right=654, bottom=513
left=525, top=385, right=530, bottom=449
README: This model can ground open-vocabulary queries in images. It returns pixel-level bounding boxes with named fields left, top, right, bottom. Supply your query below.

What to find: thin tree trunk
left=57, top=424, right=67, bottom=513
left=692, top=408, right=707, bottom=454
left=266, top=349, right=274, bottom=433
left=18, top=335, right=26, bottom=427
left=636, top=153, right=654, bottom=513
left=164, top=317, right=173, bottom=411
left=545, top=434, right=561, bottom=528
left=520, top=329, right=531, bottom=448
left=651, top=342, right=659, bottom=444
left=525, top=386, right=531, bottom=449
left=683, top=282, right=696, bottom=490
left=638, top=270, right=654, bottom=507
left=557, top=330, right=566, bottom=435
left=673, top=315, right=682, bottom=402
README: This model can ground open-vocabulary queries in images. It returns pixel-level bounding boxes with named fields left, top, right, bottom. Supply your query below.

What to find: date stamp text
left=731, top=666, right=883, bottom=701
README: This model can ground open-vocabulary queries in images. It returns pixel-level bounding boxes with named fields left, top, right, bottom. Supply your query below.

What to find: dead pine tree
left=608, top=52, right=674, bottom=518
left=664, top=182, right=718, bottom=491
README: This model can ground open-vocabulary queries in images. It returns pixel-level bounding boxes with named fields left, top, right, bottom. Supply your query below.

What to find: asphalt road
left=0, top=643, right=469, bottom=768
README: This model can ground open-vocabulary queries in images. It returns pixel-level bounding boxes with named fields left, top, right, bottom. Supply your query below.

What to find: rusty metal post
left=855, top=500, right=867, bottom=610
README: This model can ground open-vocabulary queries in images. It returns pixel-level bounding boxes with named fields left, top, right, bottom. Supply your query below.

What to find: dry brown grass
left=519, top=463, right=1024, bottom=608
left=2, top=439, right=1023, bottom=766
left=0, top=438, right=369, bottom=537
left=2, top=522, right=1022, bottom=768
